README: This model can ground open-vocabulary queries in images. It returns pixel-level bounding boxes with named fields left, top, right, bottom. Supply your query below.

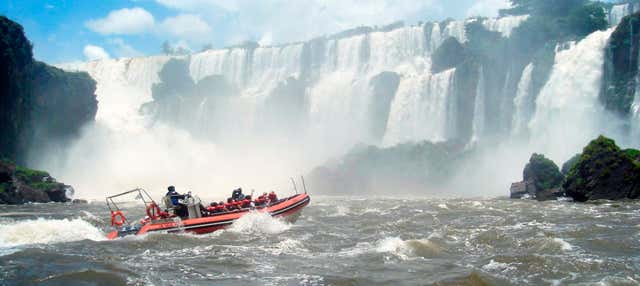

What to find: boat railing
left=106, top=188, right=156, bottom=226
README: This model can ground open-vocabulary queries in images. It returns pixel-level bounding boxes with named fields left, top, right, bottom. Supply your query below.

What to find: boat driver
left=166, top=185, right=187, bottom=217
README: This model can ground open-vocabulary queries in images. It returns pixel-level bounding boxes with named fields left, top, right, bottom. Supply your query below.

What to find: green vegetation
left=0, top=16, right=97, bottom=163
left=524, top=153, right=564, bottom=190
left=624, top=148, right=640, bottom=165
left=14, top=165, right=49, bottom=183
left=564, top=135, right=640, bottom=201
left=561, top=153, right=582, bottom=175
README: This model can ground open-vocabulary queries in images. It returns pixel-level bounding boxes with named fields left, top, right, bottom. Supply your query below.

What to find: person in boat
left=256, top=192, right=268, bottom=205
left=268, top=191, right=278, bottom=203
left=165, top=186, right=187, bottom=217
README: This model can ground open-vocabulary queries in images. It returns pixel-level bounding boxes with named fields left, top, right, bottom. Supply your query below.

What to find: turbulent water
left=1, top=198, right=639, bottom=285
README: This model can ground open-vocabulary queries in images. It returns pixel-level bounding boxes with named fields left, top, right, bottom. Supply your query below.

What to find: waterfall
left=471, top=66, right=486, bottom=142
left=443, top=20, right=467, bottom=43
left=609, top=4, right=632, bottom=27
left=482, top=15, right=530, bottom=37
left=189, top=49, right=248, bottom=85
left=632, top=48, right=640, bottom=140
left=511, top=63, right=534, bottom=136
left=383, top=69, right=456, bottom=146
left=529, top=29, right=615, bottom=162
left=50, top=16, right=538, bottom=198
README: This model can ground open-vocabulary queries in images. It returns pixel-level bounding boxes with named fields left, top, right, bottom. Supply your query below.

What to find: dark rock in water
left=563, top=136, right=640, bottom=202
left=524, top=153, right=564, bottom=191
left=307, top=140, right=469, bottom=195
left=72, top=199, right=88, bottom=204
left=561, top=153, right=581, bottom=176
left=0, top=159, right=73, bottom=204
left=535, top=187, right=565, bottom=201
left=510, top=153, right=564, bottom=201
left=510, top=180, right=532, bottom=199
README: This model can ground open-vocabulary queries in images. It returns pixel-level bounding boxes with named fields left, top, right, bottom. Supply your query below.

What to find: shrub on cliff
left=563, top=136, right=640, bottom=201
left=561, top=153, right=581, bottom=175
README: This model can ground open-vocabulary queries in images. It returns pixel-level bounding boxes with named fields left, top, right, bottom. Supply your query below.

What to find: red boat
left=105, top=188, right=310, bottom=239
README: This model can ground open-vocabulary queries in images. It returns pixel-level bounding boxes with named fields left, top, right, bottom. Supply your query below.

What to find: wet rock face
left=0, top=16, right=97, bottom=163
left=563, top=136, right=640, bottom=202
left=601, top=12, right=640, bottom=116
left=510, top=153, right=565, bottom=201
left=0, top=160, right=73, bottom=204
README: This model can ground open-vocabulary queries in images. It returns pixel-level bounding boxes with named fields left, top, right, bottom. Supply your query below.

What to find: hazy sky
left=2, top=0, right=515, bottom=63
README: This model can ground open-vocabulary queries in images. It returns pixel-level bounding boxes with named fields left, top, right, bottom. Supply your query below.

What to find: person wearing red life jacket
left=268, top=191, right=278, bottom=202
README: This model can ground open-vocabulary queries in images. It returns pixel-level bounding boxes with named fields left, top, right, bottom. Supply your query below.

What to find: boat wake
left=228, top=211, right=291, bottom=235
left=0, top=218, right=105, bottom=249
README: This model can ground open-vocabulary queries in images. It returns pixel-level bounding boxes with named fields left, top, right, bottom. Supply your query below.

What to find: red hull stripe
left=141, top=194, right=310, bottom=234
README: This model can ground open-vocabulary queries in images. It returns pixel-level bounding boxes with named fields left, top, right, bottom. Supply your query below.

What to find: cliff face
left=601, top=12, right=640, bottom=116
left=0, top=16, right=97, bottom=163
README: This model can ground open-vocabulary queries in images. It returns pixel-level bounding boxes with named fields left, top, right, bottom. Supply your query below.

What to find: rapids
left=1, top=198, right=639, bottom=285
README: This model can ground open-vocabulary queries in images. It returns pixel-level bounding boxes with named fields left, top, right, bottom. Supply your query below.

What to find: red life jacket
left=268, top=192, right=277, bottom=201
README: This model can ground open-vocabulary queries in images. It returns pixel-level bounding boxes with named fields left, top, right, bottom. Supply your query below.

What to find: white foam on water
left=228, top=211, right=291, bottom=234
left=265, top=238, right=309, bottom=256
left=0, top=218, right=106, bottom=248
left=482, top=259, right=516, bottom=272
left=375, top=237, right=442, bottom=259
left=552, top=238, right=574, bottom=251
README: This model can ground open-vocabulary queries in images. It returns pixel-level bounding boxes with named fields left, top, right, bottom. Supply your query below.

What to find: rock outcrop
left=0, top=16, right=97, bottom=163
left=510, top=153, right=564, bottom=200
left=0, top=159, right=74, bottom=204
left=563, top=136, right=640, bottom=201
left=601, top=12, right=640, bottom=116
left=307, top=141, right=468, bottom=195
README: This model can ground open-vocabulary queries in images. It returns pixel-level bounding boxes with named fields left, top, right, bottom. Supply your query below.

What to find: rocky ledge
left=0, top=159, right=74, bottom=204
left=511, top=136, right=640, bottom=202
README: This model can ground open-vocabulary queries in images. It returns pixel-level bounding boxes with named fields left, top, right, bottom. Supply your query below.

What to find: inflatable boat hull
left=107, top=193, right=310, bottom=239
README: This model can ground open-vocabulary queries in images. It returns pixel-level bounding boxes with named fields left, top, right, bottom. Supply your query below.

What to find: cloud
left=152, top=0, right=461, bottom=46
left=466, top=0, right=511, bottom=18
left=160, top=14, right=213, bottom=42
left=108, top=38, right=144, bottom=58
left=86, top=7, right=155, bottom=35
left=156, top=0, right=238, bottom=11
left=83, top=45, right=110, bottom=61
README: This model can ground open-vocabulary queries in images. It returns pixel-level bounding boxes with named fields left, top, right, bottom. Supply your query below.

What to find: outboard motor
left=184, top=196, right=202, bottom=219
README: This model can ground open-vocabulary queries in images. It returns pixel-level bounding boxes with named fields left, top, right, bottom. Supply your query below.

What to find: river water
left=1, top=197, right=639, bottom=285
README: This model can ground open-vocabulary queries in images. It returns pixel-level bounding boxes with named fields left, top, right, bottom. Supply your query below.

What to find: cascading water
left=482, top=15, right=529, bottom=37
left=49, top=15, right=629, bottom=199
left=529, top=29, right=617, bottom=162
left=609, top=3, right=638, bottom=27
left=383, top=68, right=456, bottom=146
left=471, top=66, right=486, bottom=142
left=511, top=63, right=534, bottom=137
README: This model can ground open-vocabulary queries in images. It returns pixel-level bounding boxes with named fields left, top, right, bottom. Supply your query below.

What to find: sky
left=0, top=0, right=516, bottom=64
